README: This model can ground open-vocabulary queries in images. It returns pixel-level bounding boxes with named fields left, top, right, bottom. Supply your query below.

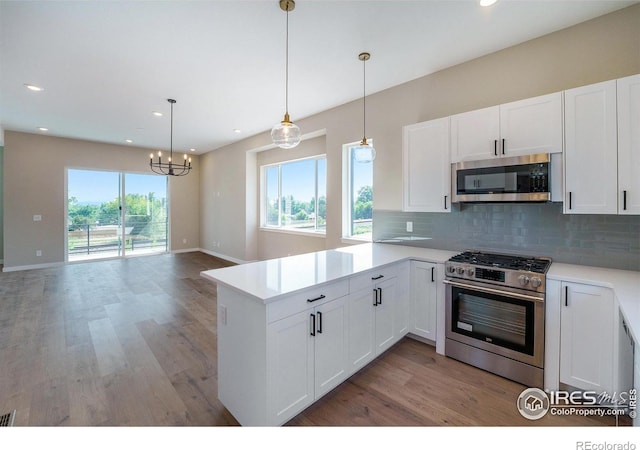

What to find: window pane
left=316, top=158, right=327, bottom=232
left=350, top=147, right=373, bottom=239
left=281, top=159, right=316, bottom=230
left=266, top=166, right=279, bottom=227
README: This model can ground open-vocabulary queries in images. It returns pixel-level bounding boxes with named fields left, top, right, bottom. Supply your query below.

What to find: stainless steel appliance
left=444, top=250, right=551, bottom=388
left=452, top=153, right=551, bottom=203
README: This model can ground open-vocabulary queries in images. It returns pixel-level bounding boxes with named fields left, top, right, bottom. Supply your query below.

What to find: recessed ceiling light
left=190, top=148, right=196, bottom=152
left=125, top=139, right=133, bottom=143
left=152, top=111, right=163, bottom=117
left=24, top=83, right=44, bottom=92
left=37, top=127, right=48, bottom=131
left=234, top=129, right=241, bottom=134
left=480, top=0, right=497, bottom=6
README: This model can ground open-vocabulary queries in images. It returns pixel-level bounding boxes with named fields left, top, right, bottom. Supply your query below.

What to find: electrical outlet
left=182, top=238, right=187, bottom=244
left=36, top=250, right=42, bottom=257
left=33, top=215, right=42, bottom=222
left=406, top=221, right=413, bottom=232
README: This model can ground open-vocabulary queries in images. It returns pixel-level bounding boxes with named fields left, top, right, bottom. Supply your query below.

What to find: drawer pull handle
left=307, top=294, right=326, bottom=303
left=371, top=275, right=384, bottom=280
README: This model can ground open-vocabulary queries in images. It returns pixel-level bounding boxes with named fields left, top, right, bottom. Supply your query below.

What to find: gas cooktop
left=448, top=250, right=552, bottom=274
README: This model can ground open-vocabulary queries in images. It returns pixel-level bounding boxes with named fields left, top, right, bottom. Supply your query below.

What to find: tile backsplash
left=373, top=203, right=640, bottom=271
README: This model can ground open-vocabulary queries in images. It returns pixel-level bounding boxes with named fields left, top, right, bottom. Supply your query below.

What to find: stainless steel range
left=443, top=250, right=552, bottom=388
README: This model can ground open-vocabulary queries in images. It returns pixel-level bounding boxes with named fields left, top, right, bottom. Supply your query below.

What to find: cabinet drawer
left=266, top=279, right=349, bottom=323
left=349, top=265, right=399, bottom=293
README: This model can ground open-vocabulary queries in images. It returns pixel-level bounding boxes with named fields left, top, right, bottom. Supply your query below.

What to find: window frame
left=342, top=140, right=373, bottom=243
left=260, top=154, right=327, bottom=235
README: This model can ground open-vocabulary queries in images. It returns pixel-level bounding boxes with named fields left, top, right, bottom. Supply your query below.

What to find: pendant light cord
left=285, top=7, right=290, bottom=116
left=362, top=56, right=366, bottom=140
left=170, top=100, right=174, bottom=162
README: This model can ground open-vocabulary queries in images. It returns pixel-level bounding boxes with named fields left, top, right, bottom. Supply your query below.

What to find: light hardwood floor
left=0, top=252, right=631, bottom=427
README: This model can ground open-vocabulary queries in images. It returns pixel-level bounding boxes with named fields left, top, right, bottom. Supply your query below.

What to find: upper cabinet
left=402, top=117, right=451, bottom=212
left=450, top=92, right=563, bottom=163
left=617, top=74, right=640, bottom=215
left=564, top=75, right=640, bottom=215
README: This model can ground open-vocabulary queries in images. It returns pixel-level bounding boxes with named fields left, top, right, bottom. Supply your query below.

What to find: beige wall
left=199, top=5, right=640, bottom=263
left=3, top=131, right=200, bottom=269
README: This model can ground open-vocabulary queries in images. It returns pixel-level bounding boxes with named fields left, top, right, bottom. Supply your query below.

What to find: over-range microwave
left=452, top=153, right=555, bottom=203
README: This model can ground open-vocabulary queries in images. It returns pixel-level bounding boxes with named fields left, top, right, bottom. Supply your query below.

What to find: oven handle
left=443, top=279, right=545, bottom=303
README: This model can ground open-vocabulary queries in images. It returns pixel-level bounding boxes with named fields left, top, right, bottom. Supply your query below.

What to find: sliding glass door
left=67, top=169, right=168, bottom=262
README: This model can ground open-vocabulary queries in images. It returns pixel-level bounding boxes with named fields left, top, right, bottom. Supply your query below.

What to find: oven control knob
left=530, top=277, right=542, bottom=288
left=518, top=275, right=530, bottom=286
left=447, top=265, right=456, bottom=274
left=456, top=266, right=465, bottom=275
left=466, top=268, right=475, bottom=277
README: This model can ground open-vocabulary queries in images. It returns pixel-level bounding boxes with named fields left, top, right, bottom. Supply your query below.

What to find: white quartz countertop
left=548, top=263, right=640, bottom=342
left=200, top=243, right=457, bottom=302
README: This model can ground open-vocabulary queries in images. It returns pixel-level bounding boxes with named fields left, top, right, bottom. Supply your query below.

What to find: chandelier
left=149, top=98, right=192, bottom=176
left=271, top=0, right=301, bottom=149
left=352, top=52, right=376, bottom=163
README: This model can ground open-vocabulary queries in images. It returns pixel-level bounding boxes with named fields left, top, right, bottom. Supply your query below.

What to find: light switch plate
left=406, top=221, right=413, bottom=232
left=33, top=214, right=42, bottom=221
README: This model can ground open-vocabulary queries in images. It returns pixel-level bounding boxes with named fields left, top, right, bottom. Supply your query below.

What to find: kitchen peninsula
left=201, top=243, right=640, bottom=426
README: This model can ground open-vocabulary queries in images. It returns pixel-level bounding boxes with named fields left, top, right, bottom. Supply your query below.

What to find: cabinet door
left=499, top=92, right=563, bottom=156
left=564, top=80, right=618, bottom=214
left=402, top=118, right=451, bottom=212
left=374, top=277, right=398, bottom=355
left=347, top=288, right=376, bottom=373
left=266, top=309, right=315, bottom=424
left=450, top=105, right=500, bottom=162
left=617, top=74, right=640, bottom=215
left=410, top=261, right=437, bottom=341
left=314, top=296, right=349, bottom=398
left=560, top=282, right=614, bottom=394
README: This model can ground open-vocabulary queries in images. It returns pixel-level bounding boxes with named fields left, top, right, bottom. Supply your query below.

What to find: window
left=261, top=156, right=326, bottom=233
left=343, top=141, right=373, bottom=241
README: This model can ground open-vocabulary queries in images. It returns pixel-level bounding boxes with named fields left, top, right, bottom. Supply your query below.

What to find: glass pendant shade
left=352, top=138, right=376, bottom=163
left=271, top=113, right=301, bottom=149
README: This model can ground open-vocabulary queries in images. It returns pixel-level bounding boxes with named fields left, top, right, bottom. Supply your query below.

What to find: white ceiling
left=0, top=0, right=636, bottom=153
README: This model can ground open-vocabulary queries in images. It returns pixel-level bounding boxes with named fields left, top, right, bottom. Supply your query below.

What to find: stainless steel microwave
left=452, top=153, right=551, bottom=203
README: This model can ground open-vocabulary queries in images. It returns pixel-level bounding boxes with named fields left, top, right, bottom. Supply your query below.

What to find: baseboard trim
left=2, top=261, right=65, bottom=273
left=198, top=248, right=248, bottom=265
left=171, top=248, right=200, bottom=254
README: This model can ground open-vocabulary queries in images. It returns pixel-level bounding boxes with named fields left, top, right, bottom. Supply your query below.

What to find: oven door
left=444, top=279, right=544, bottom=368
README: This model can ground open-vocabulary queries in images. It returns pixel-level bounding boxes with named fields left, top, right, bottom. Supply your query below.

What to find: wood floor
left=0, top=252, right=630, bottom=427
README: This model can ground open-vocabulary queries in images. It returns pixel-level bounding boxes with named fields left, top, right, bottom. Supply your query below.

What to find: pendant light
left=149, top=99, right=192, bottom=176
left=271, top=0, right=301, bottom=149
left=352, top=52, right=376, bottom=163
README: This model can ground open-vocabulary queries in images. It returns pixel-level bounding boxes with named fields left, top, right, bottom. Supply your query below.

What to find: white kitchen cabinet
left=402, top=118, right=451, bottom=212
left=347, top=263, right=409, bottom=374
left=617, top=74, right=640, bottom=215
left=450, top=105, right=500, bottom=162
left=410, top=261, right=438, bottom=342
left=266, top=294, right=349, bottom=423
left=560, top=281, right=615, bottom=394
left=564, top=80, right=618, bottom=214
left=450, top=92, right=562, bottom=162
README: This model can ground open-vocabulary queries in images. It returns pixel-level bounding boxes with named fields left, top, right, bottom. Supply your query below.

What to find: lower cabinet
left=560, top=281, right=615, bottom=394
left=266, top=294, right=349, bottom=424
left=347, top=263, right=410, bottom=374
left=410, top=261, right=438, bottom=342
left=217, top=260, right=411, bottom=426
